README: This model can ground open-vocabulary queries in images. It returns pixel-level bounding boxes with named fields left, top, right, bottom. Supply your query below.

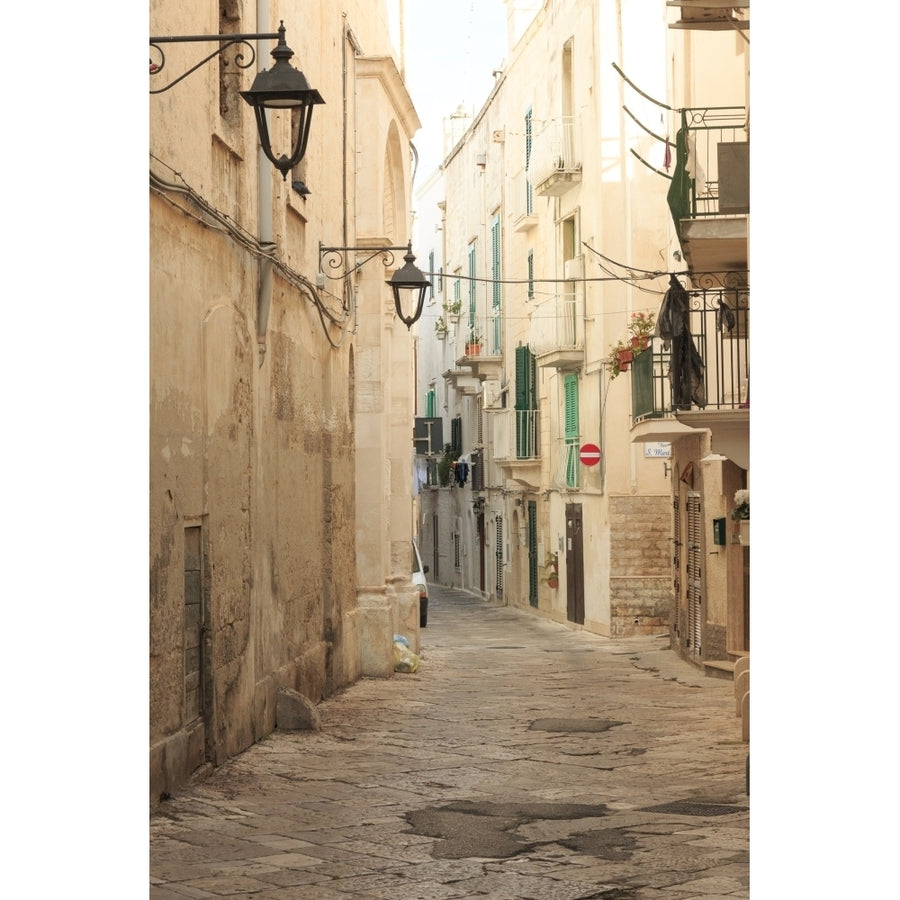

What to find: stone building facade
left=150, top=0, right=422, bottom=801
left=413, top=0, right=674, bottom=639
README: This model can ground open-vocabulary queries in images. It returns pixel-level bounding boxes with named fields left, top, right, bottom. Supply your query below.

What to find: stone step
left=703, top=658, right=736, bottom=680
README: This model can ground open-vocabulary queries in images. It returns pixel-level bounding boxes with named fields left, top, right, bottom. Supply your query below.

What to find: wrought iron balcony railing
left=527, top=291, right=584, bottom=357
left=631, top=283, right=749, bottom=421
left=667, top=105, right=748, bottom=233
left=553, top=436, right=581, bottom=490
left=455, top=311, right=503, bottom=360
left=527, top=116, right=582, bottom=195
left=490, top=408, right=540, bottom=461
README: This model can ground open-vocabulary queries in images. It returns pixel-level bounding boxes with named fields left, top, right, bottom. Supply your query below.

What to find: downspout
left=343, top=18, right=363, bottom=327
left=256, top=0, right=274, bottom=365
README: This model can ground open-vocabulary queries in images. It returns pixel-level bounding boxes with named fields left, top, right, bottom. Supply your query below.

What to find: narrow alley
left=150, top=587, right=749, bottom=899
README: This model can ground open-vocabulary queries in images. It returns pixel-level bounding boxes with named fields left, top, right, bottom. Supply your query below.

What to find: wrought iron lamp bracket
left=149, top=32, right=280, bottom=94
left=318, top=245, right=407, bottom=281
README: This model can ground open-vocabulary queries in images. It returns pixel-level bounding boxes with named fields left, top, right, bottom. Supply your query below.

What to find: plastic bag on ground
left=393, top=640, right=421, bottom=673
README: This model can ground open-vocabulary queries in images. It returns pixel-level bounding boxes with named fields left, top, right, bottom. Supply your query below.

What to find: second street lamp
left=386, top=244, right=432, bottom=329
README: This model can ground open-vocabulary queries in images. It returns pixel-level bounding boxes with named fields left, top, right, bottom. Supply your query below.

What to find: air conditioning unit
left=483, top=380, right=502, bottom=410
left=564, top=255, right=584, bottom=280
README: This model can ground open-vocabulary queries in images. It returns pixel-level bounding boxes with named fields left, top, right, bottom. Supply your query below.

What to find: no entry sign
left=579, top=443, right=601, bottom=466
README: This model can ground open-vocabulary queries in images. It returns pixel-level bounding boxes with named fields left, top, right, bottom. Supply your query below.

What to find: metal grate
left=686, top=491, right=702, bottom=657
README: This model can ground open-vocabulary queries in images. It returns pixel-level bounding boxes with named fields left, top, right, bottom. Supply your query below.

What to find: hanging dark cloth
left=716, top=298, right=736, bottom=334
left=665, top=112, right=691, bottom=238
left=454, top=460, right=469, bottom=487
left=656, top=275, right=706, bottom=410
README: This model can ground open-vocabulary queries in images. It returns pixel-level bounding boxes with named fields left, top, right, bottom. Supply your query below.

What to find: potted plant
left=628, top=311, right=655, bottom=350
left=466, top=326, right=483, bottom=356
left=434, top=316, right=449, bottom=339
left=608, top=340, right=633, bottom=378
left=544, top=552, right=559, bottom=589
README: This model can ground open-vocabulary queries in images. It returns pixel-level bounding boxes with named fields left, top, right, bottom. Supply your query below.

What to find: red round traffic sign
left=579, top=443, right=601, bottom=466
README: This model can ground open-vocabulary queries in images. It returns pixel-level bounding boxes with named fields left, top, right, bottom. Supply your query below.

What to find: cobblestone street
left=150, top=586, right=749, bottom=898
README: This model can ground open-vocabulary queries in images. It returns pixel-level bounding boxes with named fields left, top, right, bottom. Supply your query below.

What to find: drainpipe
left=256, top=0, right=274, bottom=365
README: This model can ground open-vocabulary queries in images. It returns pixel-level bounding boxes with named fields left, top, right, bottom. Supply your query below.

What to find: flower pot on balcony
left=615, top=348, right=634, bottom=371
left=466, top=343, right=482, bottom=356
left=630, top=335, right=650, bottom=351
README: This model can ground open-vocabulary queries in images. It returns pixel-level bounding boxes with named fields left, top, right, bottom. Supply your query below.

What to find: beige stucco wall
left=150, top=0, right=421, bottom=802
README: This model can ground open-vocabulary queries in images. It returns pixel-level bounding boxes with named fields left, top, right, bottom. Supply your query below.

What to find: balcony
left=630, top=284, right=748, bottom=468
left=668, top=106, right=748, bottom=276
left=511, top=168, right=537, bottom=232
left=528, top=117, right=582, bottom=197
left=454, top=313, right=504, bottom=379
left=528, top=291, right=584, bottom=370
left=552, top=436, right=581, bottom=491
left=491, top=408, right=542, bottom=489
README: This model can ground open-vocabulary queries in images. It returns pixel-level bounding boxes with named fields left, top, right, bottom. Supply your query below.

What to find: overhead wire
left=149, top=154, right=356, bottom=347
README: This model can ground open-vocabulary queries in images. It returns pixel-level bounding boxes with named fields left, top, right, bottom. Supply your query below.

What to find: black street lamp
left=240, top=24, right=324, bottom=179
left=319, top=243, right=432, bottom=329
left=386, top=244, right=432, bottom=330
left=150, top=21, right=323, bottom=179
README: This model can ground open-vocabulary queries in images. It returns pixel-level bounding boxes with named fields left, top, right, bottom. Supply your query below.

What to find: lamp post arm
left=149, top=32, right=280, bottom=94
left=318, top=245, right=408, bottom=279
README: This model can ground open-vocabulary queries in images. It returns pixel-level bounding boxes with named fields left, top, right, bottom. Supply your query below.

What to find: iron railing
left=455, top=311, right=503, bottom=359
left=668, top=105, right=748, bottom=230
left=528, top=290, right=584, bottom=356
left=632, top=282, right=749, bottom=421
left=527, top=116, right=581, bottom=186
left=554, top=436, right=581, bottom=490
left=515, top=409, right=540, bottom=460
left=489, top=408, right=540, bottom=461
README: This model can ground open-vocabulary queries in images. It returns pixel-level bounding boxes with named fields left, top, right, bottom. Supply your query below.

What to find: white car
left=412, top=539, right=429, bottom=628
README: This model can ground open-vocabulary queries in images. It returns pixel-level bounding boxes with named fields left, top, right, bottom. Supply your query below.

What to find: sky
left=402, top=0, right=510, bottom=177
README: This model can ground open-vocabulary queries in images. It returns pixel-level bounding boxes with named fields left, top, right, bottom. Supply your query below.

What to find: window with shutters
left=564, top=374, right=580, bottom=488
left=454, top=532, right=461, bottom=570
left=428, top=251, right=435, bottom=301
left=527, top=250, right=534, bottom=299
left=686, top=491, right=702, bottom=657
left=515, top=345, right=538, bottom=459
left=468, top=241, right=477, bottom=335
left=525, top=107, right=534, bottom=216
left=527, top=501, right=538, bottom=606
left=451, top=416, right=462, bottom=456
left=471, top=448, right=484, bottom=490
left=490, top=215, right=502, bottom=354
left=495, top=515, right=504, bottom=599
left=672, top=495, right=681, bottom=638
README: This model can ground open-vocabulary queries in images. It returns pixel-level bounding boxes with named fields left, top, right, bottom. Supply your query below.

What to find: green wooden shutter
left=426, top=388, right=435, bottom=418
left=516, top=346, right=536, bottom=458
left=564, top=374, right=579, bottom=487
left=527, top=500, right=538, bottom=607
